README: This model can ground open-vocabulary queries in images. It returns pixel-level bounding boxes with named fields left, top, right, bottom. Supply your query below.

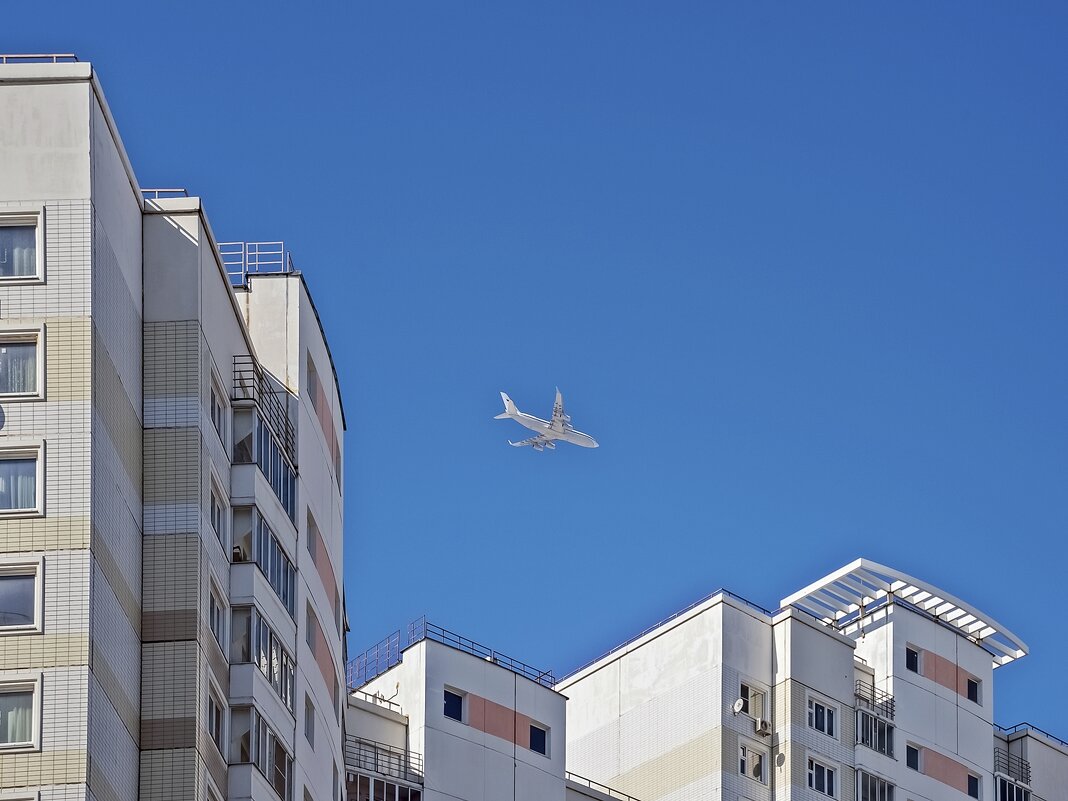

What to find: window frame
left=0, top=556, right=44, bottom=634
left=304, top=693, right=315, bottom=748
left=529, top=722, right=549, bottom=757
left=0, top=325, right=45, bottom=401
left=208, top=583, right=226, bottom=651
left=443, top=687, right=465, bottom=723
left=0, top=442, right=45, bottom=518
left=207, top=686, right=226, bottom=755
left=857, top=770, right=895, bottom=801
left=966, top=677, right=981, bottom=705
left=739, top=679, right=767, bottom=720
left=967, top=773, right=981, bottom=799
left=209, top=372, right=229, bottom=450
left=0, top=208, right=45, bottom=285
left=0, top=674, right=42, bottom=752
left=806, top=756, right=837, bottom=798
left=856, top=709, right=894, bottom=757
left=807, top=694, right=838, bottom=738
left=905, top=646, right=921, bottom=674
left=739, top=741, right=767, bottom=784
left=906, top=743, right=922, bottom=772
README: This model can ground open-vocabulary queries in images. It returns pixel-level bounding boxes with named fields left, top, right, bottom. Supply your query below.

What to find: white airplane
left=494, top=389, right=599, bottom=451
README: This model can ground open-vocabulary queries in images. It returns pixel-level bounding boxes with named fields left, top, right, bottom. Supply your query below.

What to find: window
left=232, top=409, right=296, bottom=521
left=807, top=758, right=836, bottom=797
left=739, top=682, right=765, bottom=719
left=858, top=771, right=895, bottom=801
left=997, top=777, right=1031, bottom=801
left=350, top=774, right=422, bottom=801
left=968, top=774, right=981, bottom=799
left=305, top=695, right=315, bottom=747
left=906, top=744, right=921, bottom=771
left=229, top=606, right=295, bottom=710
left=529, top=723, right=548, bottom=756
left=0, top=211, right=43, bottom=282
left=905, top=646, right=920, bottom=673
left=739, top=744, right=766, bottom=783
left=209, top=589, right=224, bottom=648
left=210, top=486, right=226, bottom=545
left=0, top=446, right=42, bottom=515
left=210, top=383, right=227, bottom=444
left=443, top=689, right=464, bottom=722
left=967, top=678, right=981, bottom=704
left=208, top=693, right=225, bottom=753
left=808, top=697, right=836, bottom=737
left=857, top=710, right=894, bottom=757
left=232, top=507, right=296, bottom=615
left=306, top=603, right=317, bottom=649
left=0, top=680, right=37, bottom=749
left=230, top=706, right=294, bottom=801
left=0, top=559, right=42, bottom=632
left=0, top=330, right=42, bottom=398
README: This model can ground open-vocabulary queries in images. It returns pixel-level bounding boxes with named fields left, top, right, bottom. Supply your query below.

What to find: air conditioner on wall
left=754, top=718, right=771, bottom=737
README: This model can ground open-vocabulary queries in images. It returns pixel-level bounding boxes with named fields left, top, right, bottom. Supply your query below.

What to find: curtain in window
left=0, top=228, right=35, bottom=278
left=0, top=690, right=32, bottom=744
left=0, top=459, right=35, bottom=510
left=0, top=342, right=36, bottom=394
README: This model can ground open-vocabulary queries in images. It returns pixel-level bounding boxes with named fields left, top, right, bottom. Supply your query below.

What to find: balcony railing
left=0, top=54, right=78, bottom=64
left=344, top=735, right=423, bottom=784
left=566, top=772, right=642, bottom=801
left=994, top=747, right=1031, bottom=785
left=347, top=617, right=556, bottom=690
left=855, top=680, right=895, bottom=720
left=233, top=355, right=296, bottom=464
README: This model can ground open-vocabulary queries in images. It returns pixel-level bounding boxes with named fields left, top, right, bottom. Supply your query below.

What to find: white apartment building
left=0, top=56, right=346, bottom=801
left=347, top=561, right=1066, bottom=801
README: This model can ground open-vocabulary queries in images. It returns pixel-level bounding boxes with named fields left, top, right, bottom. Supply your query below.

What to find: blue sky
left=10, top=2, right=1068, bottom=731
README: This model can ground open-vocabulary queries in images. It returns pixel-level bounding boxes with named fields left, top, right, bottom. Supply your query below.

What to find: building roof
left=780, top=558, right=1028, bottom=667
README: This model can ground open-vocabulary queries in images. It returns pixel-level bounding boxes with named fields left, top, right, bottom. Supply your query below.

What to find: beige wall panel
left=0, top=632, right=88, bottom=669
left=0, top=749, right=87, bottom=788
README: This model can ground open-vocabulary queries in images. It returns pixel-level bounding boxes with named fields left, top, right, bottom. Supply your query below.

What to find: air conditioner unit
left=754, top=718, right=771, bottom=737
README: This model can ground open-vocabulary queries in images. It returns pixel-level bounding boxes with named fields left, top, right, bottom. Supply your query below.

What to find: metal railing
left=344, top=735, right=423, bottom=784
left=350, top=688, right=404, bottom=715
left=566, top=772, right=642, bottom=801
left=0, top=54, right=77, bottom=64
left=559, top=588, right=774, bottom=683
left=997, top=722, right=1068, bottom=751
left=220, top=241, right=296, bottom=286
left=233, top=355, right=296, bottom=464
left=994, top=747, right=1031, bottom=785
left=347, top=617, right=556, bottom=690
left=855, top=680, right=895, bottom=720
left=141, top=188, right=189, bottom=200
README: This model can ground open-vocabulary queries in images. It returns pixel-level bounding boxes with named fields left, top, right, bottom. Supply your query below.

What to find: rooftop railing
left=997, top=722, right=1068, bottom=751
left=141, top=188, right=189, bottom=200
left=220, top=241, right=296, bottom=287
left=344, top=735, right=423, bottom=784
left=854, top=680, right=895, bottom=720
left=350, top=688, right=404, bottom=715
left=566, top=772, right=642, bottom=801
left=994, top=747, right=1031, bottom=785
left=347, top=617, right=556, bottom=690
left=0, top=54, right=78, bottom=64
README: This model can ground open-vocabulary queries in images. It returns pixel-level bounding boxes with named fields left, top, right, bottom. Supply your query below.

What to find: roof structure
left=780, top=558, right=1028, bottom=667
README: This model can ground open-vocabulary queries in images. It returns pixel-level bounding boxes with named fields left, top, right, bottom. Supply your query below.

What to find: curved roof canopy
left=780, top=558, right=1028, bottom=667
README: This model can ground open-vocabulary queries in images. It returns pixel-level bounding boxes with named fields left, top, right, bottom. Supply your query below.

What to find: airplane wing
left=551, top=388, right=571, bottom=431
left=509, top=435, right=555, bottom=451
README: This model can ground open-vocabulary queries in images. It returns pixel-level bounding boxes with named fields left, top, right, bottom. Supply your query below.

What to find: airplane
left=494, top=388, right=599, bottom=451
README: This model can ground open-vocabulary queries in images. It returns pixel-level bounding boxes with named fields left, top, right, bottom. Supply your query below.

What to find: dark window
left=0, top=225, right=36, bottom=278
left=906, top=745, right=920, bottom=771
left=0, top=572, right=35, bottom=627
left=967, top=678, right=980, bottom=703
left=906, top=647, right=919, bottom=673
left=968, top=775, right=980, bottom=799
left=529, top=724, right=548, bottom=755
left=443, top=689, right=463, bottom=722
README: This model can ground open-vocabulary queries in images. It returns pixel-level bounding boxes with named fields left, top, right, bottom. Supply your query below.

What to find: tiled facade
left=0, top=60, right=346, bottom=801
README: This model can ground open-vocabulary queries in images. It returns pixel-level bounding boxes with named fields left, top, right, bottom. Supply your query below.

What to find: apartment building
left=0, top=56, right=346, bottom=801
left=346, top=561, right=1066, bottom=801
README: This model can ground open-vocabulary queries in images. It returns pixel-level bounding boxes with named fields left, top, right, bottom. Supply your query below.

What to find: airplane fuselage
left=510, top=411, right=599, bottom=448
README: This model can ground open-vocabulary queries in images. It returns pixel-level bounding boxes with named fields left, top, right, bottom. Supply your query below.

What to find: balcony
left=344, top=735, right=423, bottom=785
left=994, top=747, right=1031, bottom=785
left=855, top=680, right=895, bottom=719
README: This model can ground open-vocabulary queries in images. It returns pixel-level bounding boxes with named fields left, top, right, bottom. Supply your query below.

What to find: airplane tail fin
left=494, top=391, right=518, bottom=419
